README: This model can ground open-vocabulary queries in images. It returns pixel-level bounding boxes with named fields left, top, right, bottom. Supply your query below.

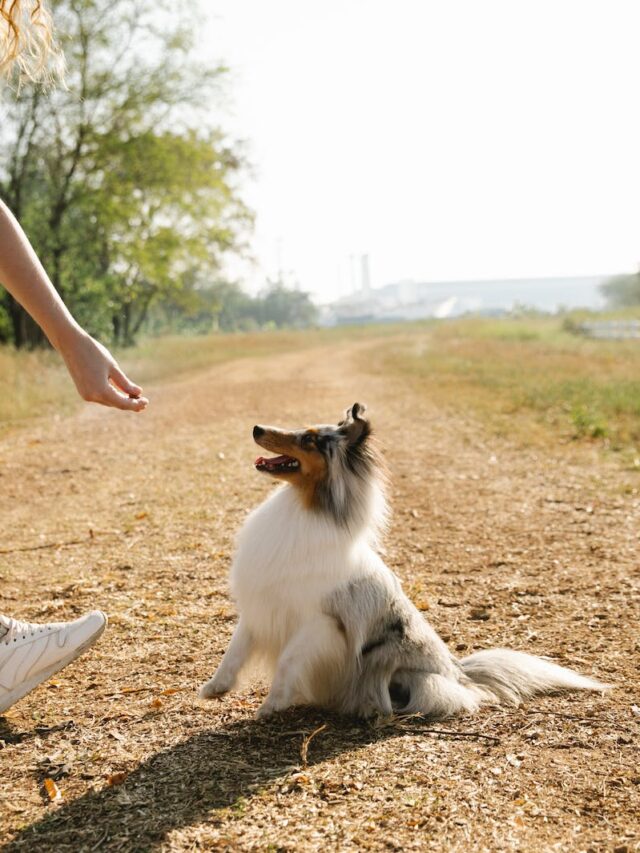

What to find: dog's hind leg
left=199, top=619, right=254, bottom=699
left=397, top=670, right=485, bottom=719
left=256, top=615, right=345, bottom=719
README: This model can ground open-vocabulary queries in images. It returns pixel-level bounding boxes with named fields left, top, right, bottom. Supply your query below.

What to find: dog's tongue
left=255, top=455, right=290, bottom=467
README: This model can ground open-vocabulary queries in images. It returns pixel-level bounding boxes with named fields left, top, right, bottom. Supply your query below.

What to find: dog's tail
left=459, top=648, right=608, bottom=706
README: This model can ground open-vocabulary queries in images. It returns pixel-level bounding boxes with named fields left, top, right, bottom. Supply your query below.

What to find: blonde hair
left=0, top=0, right=62, bottom=82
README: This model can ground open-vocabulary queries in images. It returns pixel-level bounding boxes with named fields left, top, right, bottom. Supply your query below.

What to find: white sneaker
left=0, top=610, right=107, bottom=713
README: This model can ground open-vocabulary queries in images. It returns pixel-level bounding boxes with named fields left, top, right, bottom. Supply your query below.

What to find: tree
left=156, top=280, right=319, bottom=334
left=0, top=0, right=251, bottom=347
left=600, top=273, right=640, bottom=308
left=259, top=282, right=318, bottom=328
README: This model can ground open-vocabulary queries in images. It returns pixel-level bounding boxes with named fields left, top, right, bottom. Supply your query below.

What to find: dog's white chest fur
left=230, top=485, right=383, bottom=659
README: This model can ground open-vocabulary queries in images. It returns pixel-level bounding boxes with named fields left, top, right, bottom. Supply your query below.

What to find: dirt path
left=1, top=336, right=638, bottom=852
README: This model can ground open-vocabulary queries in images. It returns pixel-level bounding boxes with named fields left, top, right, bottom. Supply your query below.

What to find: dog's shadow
left=3, top=708, right=455, bottom=852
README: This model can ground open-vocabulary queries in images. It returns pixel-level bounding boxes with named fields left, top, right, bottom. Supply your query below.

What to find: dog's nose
left=253, top=425, right=265, bottom=439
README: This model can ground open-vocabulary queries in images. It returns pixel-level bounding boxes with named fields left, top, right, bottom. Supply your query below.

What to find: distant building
left=323, top=275, right=609, bottom=325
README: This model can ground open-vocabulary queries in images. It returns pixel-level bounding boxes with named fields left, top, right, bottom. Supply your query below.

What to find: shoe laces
left=0, top=615, right=49, bottom=645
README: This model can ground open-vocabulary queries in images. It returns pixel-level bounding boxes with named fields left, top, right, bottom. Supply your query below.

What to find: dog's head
left=253, top=402, right=372, bottom=495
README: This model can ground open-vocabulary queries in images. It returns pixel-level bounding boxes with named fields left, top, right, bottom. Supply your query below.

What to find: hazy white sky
left=202, top=1, right=640, bottom=302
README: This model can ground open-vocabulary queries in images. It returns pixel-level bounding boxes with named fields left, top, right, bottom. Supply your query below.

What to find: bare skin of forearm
left=0, top=199, right=79, bottom=351
left=0, top=199, right=148, bottom=411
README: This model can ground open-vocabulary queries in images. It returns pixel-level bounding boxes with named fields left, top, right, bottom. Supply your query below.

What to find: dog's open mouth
left=255, top=454, right=300, bottom=473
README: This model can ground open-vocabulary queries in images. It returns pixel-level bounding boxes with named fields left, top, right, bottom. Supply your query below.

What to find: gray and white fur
left=200, top=403, right=608, bottom=720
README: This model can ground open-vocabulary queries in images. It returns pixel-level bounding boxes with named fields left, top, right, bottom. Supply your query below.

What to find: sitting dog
left=200, top=403, right=605, bottom=719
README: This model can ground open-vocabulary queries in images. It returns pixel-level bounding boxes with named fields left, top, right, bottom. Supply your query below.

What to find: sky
left=201, top=1, right=640, bottom=303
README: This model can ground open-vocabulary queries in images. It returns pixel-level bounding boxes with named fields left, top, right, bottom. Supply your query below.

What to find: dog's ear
left=339, top=402, right=370, bottom=446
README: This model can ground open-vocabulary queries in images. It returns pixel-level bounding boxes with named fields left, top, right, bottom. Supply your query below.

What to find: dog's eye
left=316, top=435, right=329, bottom=451
left=301, top=433, right=315, bottom=447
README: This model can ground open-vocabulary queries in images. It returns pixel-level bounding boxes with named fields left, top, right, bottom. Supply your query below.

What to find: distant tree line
left=600, top=272, right=640, bottom=308
left=0, top=0, right=317, bottom=348
left=150, top=279, right=318, bottom=335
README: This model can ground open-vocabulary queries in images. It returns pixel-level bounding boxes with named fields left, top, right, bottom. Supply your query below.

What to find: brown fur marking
left=255, top=428, right=329, bottom=510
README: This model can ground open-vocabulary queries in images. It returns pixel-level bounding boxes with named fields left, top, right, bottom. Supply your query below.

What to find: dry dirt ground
left=0, top=336, right=639, bottom=852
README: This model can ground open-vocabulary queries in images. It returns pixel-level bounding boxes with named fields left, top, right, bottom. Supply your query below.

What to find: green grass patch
left=368, top=316, right=640, bottom=454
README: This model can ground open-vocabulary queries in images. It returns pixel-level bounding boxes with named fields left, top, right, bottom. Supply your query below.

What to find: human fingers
left=100, top=383, right=149, bottom=412
left=109, top=362, right=143, bottom=398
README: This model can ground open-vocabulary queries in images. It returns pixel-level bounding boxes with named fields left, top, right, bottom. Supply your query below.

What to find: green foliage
left=0, top=302, right=11, bottom=343
left=260, top=283, right=318, bottom=328
left=148, top=280, right=319, bottom=335
left=569, top=405, right=608, bottom=440
left=600, top=273, right=640, bottom=308
left=0, top=0, right=253, bottom=347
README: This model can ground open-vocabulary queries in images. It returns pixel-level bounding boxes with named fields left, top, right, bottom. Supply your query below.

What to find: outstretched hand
left=59, top=330, right=149, bottom=412
left=0, top=201, right=147, bottom=412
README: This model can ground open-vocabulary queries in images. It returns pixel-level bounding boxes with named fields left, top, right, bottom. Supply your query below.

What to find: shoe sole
left=0, top=612, right=108, bottom=714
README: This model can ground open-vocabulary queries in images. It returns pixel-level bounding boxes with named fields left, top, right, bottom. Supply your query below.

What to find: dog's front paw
left=199, top=675, right=233, bottom=700
left=256, top=692, right=294, bottom=719
left=255, top=700, right=277, bottom=720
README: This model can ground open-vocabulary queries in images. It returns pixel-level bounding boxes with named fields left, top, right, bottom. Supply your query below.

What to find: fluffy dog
left=200, top=403, right=606, bottom=719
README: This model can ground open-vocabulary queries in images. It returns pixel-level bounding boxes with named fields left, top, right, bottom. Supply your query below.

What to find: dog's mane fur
left=312, top=414, right=386, bottom=534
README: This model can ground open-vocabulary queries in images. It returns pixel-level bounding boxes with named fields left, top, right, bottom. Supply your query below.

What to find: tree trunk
left=5, top=293, right=45, bottom=348
left=130, top=291, right=155, bottom=341
left=122, top=302, right=132, bottom=347
left=7, top=294, right=25, bottom=349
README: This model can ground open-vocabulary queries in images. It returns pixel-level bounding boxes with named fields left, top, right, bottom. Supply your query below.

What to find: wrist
left=48, top=316, right=87, bottom=356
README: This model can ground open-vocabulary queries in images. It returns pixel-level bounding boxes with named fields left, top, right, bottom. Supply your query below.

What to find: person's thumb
left=109, top=362, right=143, bottom=398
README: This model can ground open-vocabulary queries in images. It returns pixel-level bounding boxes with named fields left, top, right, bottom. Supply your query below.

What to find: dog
left=200, top=403, right=606, bottom=719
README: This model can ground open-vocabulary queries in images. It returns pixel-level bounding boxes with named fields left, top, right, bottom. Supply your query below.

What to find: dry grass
left=369, top=316, right=640, bottom=459
left=0, top=325, right=404, bottom=429
left=0, top=329, right=639, bottom=851
left=0, top=346, right=78, bottom=426
left=0, top=331, right=323, bottom=428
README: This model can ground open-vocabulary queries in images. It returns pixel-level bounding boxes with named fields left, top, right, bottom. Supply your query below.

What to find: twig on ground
left=300, top=723, right=328, bottom=768
left=528, top=710, right=628, bottom=729
left=373, top=714, right=501, bottom=744
left=0, top=536, right=92, bottom=555
left=395, top=725, right=501, bottom=744
left=0, top=529, right=122, bottom=555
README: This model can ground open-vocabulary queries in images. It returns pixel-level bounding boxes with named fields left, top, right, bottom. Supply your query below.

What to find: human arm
left=0, top=199, right=148, bottom=411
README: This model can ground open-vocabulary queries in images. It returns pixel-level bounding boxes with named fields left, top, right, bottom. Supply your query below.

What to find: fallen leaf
left=149, top=698, right=163, bottom=710
left=106, top=771, right=128, bottom=786
left=469, top=608, right=491, bottom=621
left=43, top=778, right=63, bottom=803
